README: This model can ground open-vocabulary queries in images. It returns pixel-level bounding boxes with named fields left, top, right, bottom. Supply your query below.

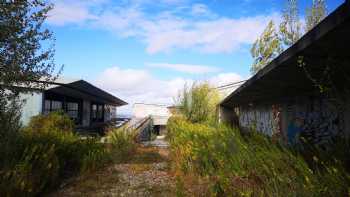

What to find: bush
left=167, top=117, right=350, bottom=196
left=107, top=127, right=137, bottom=161
left=0, top=112, right=110, bottom=196
left=25, top=110, right=74, bottom=134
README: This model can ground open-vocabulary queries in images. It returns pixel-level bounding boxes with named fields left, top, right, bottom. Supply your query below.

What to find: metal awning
left=221, top=1, right=350, bottom=107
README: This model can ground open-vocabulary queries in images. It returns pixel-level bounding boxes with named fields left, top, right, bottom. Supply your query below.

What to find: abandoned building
left=19, top=78, right=127, bottom=131
left=219, top=1, right=350, bottom=146
left=133, top=103, right=171, bottom=135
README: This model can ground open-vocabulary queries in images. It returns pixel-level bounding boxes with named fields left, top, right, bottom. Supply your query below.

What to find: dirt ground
left=50, top=146, right=176, bottom=197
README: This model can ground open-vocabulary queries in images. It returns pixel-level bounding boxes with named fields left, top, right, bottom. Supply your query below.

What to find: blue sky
left=46, top=0, right=344, bottom=114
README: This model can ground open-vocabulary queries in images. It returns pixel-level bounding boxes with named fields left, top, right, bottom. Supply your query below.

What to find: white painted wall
left=19, top=91, right=43, bottom=125
left=133, top=103, right=171, bottom=126
left=133, top=104, right=170, bottom=118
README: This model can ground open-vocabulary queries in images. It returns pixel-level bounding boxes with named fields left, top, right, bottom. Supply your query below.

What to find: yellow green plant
left=167, top=117, right=350, bottom=196
left=177, top=82, right=220, bottom=124
left=107, top=127, right=137, bottom=161
left=0, top=112, right=110, bottom=196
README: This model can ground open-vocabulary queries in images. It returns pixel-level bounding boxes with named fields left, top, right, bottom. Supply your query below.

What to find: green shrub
left=25, top=111, right=74, bottom=134
left=107, top=127, right=137, bottom=161
left=0, top=142, right=59, bottom=196
left=167, top=117, right=350, bottom=196
left=0, top=112, right=110, bottom=196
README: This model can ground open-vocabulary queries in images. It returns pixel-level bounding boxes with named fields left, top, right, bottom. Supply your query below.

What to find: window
left=91, top=103, right=104, bottom=122
left=52, top=101, right=62, bottom=110
left=97, top=105, right=103, bottom=119
left=44, top=100, right=62, bottom=114
left=92, top=104, right=97, bottom=119
left=67, top=102, right=79, bottom=119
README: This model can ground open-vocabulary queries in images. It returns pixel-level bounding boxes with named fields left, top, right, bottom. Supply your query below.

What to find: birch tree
left=305, top=0, right=328, bottom=31
left=250, top=21, right=282, bottom=74
left=279, top=0, right=302, bottom=47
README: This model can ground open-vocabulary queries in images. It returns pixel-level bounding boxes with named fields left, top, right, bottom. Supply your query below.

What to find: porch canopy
left=46, top=80, right=127, bottom=106
left=221, top=1, right=350, bottom=107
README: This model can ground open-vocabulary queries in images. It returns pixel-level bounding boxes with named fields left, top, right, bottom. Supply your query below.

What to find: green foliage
left=107, top=127, right=137, bottom=161
left=0, top=142, right=60, bottom=196
left=0, top=3, right=64, bottom=191
left=0, top=0, right=61, bottom=91
left=251, top=0, right=330, bottom=74
left=177, top=82, right=220, bottom=124
left=306, top=0, right=328, bottom=31
left=279, top=0, right=302, bottom=47
left=25, top=111, right=75, bottom=133
left=167, top=117, right=350, bottom=196
left=0, top=1, right=62, bottom=130
left=0, top=112, right=110, bottom=196
left=250, top=20, right=283, bottom=74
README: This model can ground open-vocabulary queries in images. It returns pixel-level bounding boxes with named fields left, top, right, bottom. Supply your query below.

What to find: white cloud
left=191, top=3, right=214, bottom=17
left=209, top=73, right=245, bottom=98
left=147, top=62, right=220, bottom=74
left=47, top=0, right=105, bottom=25
left=209, top=73, right=243, bottom=87
left=48, top=0, right=280, bottom=54
left=94, top=66, right=243, bottom=115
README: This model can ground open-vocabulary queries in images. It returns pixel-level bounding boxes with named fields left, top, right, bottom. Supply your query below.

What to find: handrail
left=122, top=116, right=152, bottom=132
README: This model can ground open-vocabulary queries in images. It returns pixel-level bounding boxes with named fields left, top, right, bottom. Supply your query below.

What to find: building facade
left=133, top=103, right=171, bottom=135
left=219, top=1, right=350, bottom=146
left=19, top=79, right=127, bottom=130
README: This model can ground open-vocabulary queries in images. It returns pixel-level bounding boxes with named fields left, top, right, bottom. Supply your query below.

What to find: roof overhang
left=46, top=80, right=127, bottom=106
left=221, top=1, right=350, bottom=107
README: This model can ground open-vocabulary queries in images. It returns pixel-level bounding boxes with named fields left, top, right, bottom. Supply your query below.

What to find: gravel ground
left=50, top=146, right=175, bottom=197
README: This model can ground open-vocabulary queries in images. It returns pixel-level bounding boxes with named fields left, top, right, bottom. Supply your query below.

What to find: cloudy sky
left=46, top=0, right=344, bottom=115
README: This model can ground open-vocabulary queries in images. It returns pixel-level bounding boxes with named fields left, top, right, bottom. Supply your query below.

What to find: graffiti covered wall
left=237, top=96, right=345, bottom=145
left=239, top=104, right=281, bottom=136
left=286, top=97, right=344, bottom=145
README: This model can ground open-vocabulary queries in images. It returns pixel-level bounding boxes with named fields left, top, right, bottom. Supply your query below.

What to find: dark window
left=91, top=103, right=104, bottom=122
left=67, top=102, right=79, bottom=119
left=44, top=100, right=62, bottom=114
left=97, top=105, right=103, bottom=119
left=92, top=104, right=97, bottom=119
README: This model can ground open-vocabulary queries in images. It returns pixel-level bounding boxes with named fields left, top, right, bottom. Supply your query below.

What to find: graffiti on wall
left=239, top=104, right=281, bottom=136
left=238, top=97, right=343, bottom=146
left=287, top=98, right=343, bottom=146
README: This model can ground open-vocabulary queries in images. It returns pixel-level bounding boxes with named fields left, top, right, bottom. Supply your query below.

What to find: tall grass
left=0, top=112, right=110, bottom=196
left=168, top=117, right=350, bottom=196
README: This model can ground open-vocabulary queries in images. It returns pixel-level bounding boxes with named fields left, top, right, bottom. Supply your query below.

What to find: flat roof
left=221, top=1, right=350, bottom=107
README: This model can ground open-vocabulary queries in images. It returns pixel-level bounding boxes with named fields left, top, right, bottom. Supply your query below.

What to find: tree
left=177, top=82, right=220, bottom=124
left=305, top=0, right=328, bottom=31
left=0, top=1, right=61, bottom=130
left=250, top=21, right=282, bottom=74
left=279, top=0, right=302, bottom=47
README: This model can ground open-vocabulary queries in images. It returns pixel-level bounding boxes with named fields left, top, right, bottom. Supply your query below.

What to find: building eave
left=221, top=1, right=350, bottom=108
